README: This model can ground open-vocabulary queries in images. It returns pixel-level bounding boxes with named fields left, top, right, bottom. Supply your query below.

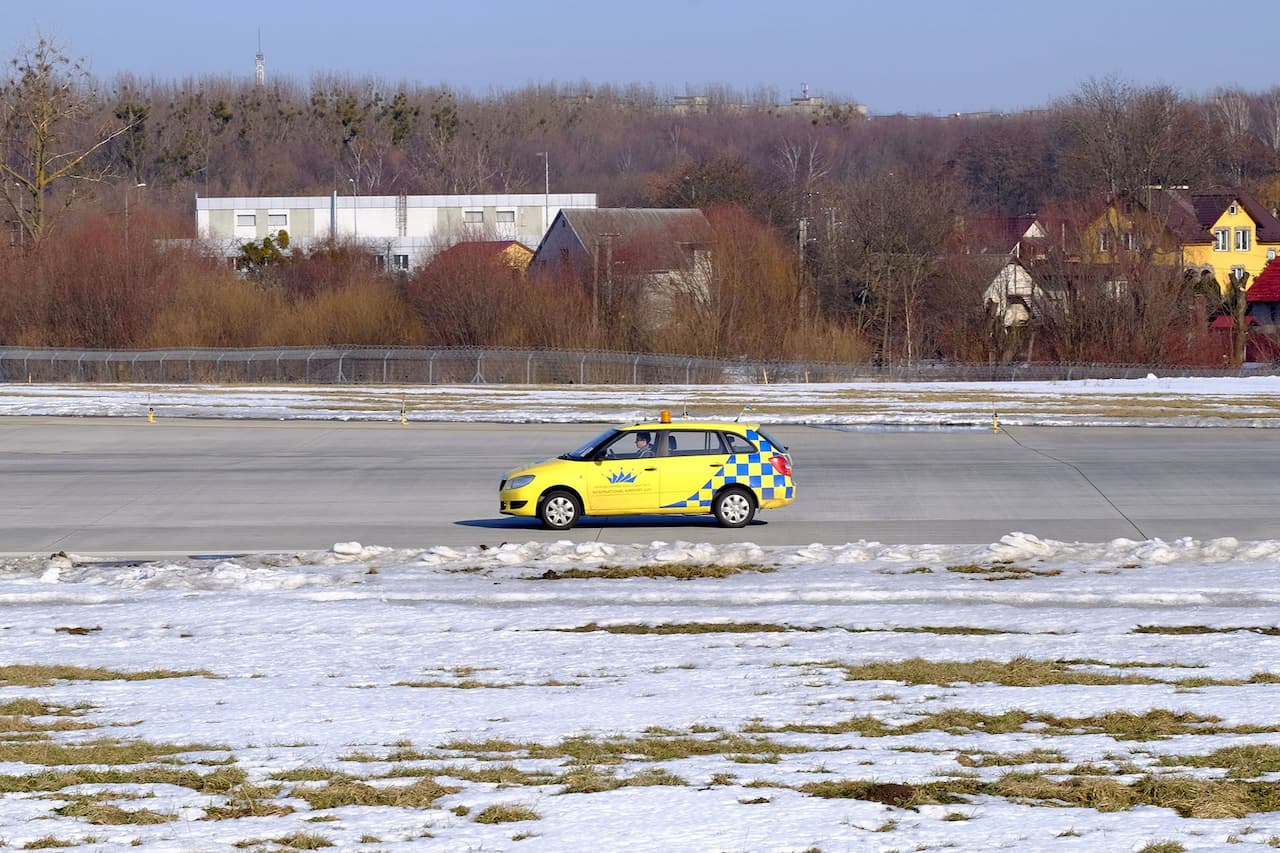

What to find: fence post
left=633, top=355, right=639, bottom=384
left=429, top=352, right=435, bottom=385
left=383, top=351, right=390, bottom=384
left=77, top=353, right=86, bottom=382
left=580, top=354, right=586, bottom=385
left=527, top=352, right=533, bottom=385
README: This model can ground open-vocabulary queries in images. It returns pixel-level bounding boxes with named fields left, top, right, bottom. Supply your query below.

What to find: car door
left=658, top=429, right=731, bottom=510
left=584, top=431, right=660, bottom=513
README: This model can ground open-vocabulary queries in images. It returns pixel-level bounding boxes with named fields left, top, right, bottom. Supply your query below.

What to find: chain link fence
left=2, top=346, right=1277, bottom=385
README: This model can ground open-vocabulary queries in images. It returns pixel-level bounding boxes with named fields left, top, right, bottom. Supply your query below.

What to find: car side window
left=668, top=430, right=727, bottom=457
left=723, top=432, right=757, bottom=455
left=602, top=432, right=655, bottom=460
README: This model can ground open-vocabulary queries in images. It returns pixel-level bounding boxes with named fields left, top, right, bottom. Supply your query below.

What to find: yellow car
left=499, top=413, right=795, bottom=530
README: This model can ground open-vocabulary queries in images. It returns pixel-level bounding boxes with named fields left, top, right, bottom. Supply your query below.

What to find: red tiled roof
left=965, top=215, right=1041, bottom=255
left=1143, top=189, right=1214, bottom=244
left=1210, top=314, right=1260, bottom=328
left=1187, top=188, right=1280, bottom=243
left=1248, top=259, right=1280, bottom=302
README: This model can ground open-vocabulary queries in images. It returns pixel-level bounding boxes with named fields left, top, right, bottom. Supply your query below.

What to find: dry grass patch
left=22, top=837, right=79, bottom=850
left=434, top=731, right=805, bottom=766
left=53, top=798, right=176, bottom=825
left=292, top=778, right=459, bottom=810
left=270, top=768, right=353, bottom=783
left=557, top=621, right=809, bottom=635
left=0, top=765, right=246, bottom=794
left=946, top=564, right=1062, bottom=579
left=235, top=831, right=335, bottom=850
left=0, top=737, right=228, bottom=766
left=957, top=748, right=1067, bottom=767
left=474, top=803, right=541, bottom=823
left=796, top=772, right=1280, bottom=817
left=534, top=563, right=775, bottom=580
left=1159, top=744, right=1280, bottom=778
left=752, top=708, right=1274, bottom=741
left=553, top=766, right=685, bottom=794
left=555, top=732, right=807, bottom=765
left=1135, top=625, right=1280, bottom=636
left=821, top=656, right=1257, bottom=688
left=0, top=664, right=216, bottom=686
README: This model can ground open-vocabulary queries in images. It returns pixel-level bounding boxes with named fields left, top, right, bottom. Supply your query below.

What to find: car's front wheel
left=538, top=489, right=581, bottom=531
left=713, top=487, right=755, bottom=528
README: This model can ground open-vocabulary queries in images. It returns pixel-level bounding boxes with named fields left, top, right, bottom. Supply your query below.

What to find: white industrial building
left=195, top=192, right=598, bottom=272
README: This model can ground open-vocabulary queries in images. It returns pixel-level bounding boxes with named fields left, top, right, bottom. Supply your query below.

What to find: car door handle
left=644, top=467, right=657, bottom=471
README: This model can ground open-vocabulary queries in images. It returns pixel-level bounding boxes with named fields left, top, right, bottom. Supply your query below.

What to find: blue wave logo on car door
left=607, top=470, right=638, bottom=484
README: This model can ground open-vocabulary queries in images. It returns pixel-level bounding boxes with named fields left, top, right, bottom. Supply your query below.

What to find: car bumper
left=498, top=487, right=536, bottom=517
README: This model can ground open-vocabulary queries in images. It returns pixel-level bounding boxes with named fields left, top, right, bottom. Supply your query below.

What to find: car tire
left=713, top=487, right=755, bottom=528
left=538, top=489, right=581, bottom=531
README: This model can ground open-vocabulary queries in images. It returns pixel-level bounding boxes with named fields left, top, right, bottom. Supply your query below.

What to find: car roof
left=622, top=421, right=759, bottom=432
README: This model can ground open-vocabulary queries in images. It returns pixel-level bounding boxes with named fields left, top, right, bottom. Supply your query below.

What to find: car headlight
left=505, top=474, right=536, bottom=490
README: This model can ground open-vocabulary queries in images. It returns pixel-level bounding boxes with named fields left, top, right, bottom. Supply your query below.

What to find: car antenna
left=734, top=404, right=753, bottom=423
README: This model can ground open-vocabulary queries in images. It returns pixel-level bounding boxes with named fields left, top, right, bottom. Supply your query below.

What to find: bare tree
left=1211, top=87, right=1253, bottom=185
left=1057, top=77, right=1210, bottom=199
left=1255, top=87, right=1280, bottom=173
left=0, top=38, right=136, bottom=243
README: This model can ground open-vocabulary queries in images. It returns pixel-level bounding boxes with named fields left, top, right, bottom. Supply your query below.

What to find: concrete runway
left=2, top=417, right=1277, bottom=557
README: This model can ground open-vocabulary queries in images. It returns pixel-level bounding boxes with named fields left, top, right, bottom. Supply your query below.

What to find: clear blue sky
left=15, top=0, right=1278, bottom=115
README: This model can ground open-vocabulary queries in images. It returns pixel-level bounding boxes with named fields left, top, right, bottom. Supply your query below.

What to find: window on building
left=1268, top=248, right=1277, bottom=261
left=1232, top=265, right=1248, bottom=283
left=371, top=254, right=386, bottom=271
left=268, top=213, right=288, bottom=227
left=496, top=210, right=516, bottom=224
left=1122, top=231, right=1139, bottom=252
left=463, top=210, right=484, bottom=224
left=393, top=254, right=410, bottom=271
left=1098, top=230, right=1112, bottom=252
left=1235, top=228, right=1252, bottom=251
left=1214, top=228, right=1230, bottom=251
left=236, top=214, right=256, bottom=227
left=1229, top=203, right=1239, bottom=215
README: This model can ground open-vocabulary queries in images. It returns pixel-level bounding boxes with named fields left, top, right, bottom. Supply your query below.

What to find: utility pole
left=594, top=232, right=620, bottom=330
left=124, top=181, right=146, bottom=286
left=536, top=152, right=549, bottom=235
left=348, top=177, right=359, bottom=240
left=603, top=232, right=619, bottom=317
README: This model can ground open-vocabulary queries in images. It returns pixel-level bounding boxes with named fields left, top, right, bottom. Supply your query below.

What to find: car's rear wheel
left=538, top=489, right=581, bottom=531
left=713, top=487, right=755, bottom=528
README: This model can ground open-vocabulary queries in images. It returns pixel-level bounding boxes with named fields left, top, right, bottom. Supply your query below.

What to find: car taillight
left=769, top=454, right=792, bottom=476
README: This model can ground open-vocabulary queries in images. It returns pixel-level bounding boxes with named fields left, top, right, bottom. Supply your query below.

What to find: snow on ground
left=4, top=377, right=1280, bottom=850
left=3, top=535, right=1280, bottom=851
left=2, top=374, right=1280, bottom=426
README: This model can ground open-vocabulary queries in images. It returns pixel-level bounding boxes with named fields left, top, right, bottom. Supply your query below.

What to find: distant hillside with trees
left=3, top=37, right=1279, bottom=365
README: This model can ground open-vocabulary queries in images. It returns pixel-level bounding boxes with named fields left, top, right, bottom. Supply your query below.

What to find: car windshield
left=757, top=428, right=788, bottom=452
left=562, top=428, right=620, bottom=460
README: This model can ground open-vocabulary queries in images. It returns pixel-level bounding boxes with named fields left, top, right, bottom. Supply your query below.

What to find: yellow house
left=1088, top=188, right=1280, bottom=292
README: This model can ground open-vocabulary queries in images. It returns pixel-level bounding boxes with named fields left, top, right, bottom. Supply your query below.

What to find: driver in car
left=634, top=432, right=654, bottom=457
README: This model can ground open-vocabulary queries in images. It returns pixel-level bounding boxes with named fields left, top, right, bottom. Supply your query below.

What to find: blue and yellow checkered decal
left=661, top=429, right=794, bottom=509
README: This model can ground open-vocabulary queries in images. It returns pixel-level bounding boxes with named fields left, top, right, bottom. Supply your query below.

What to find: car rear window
left=722, top=432, right=756, bottom=455
left=756, top=428, right=787, bottom=452
left=666, top=430, right=727, bottom=457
